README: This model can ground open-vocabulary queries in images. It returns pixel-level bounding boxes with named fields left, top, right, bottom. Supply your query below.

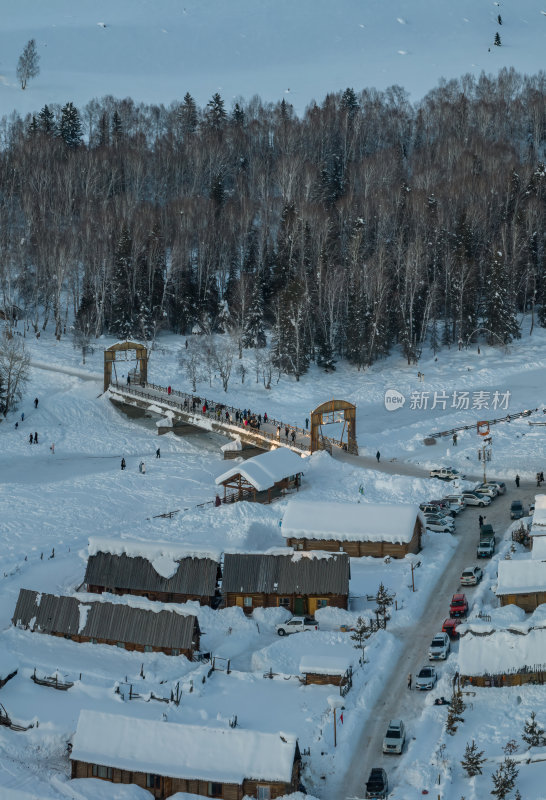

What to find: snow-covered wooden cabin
left=299, top=654, right=353, bottom=691
left=84, top=538, right=221, bottom=606
left=222, top=550, right=350, bottom=615
left=215, top=448, right=305, bottom=504
left=282, top=500, right=423, bottom=558
left=459, top=622, right=546, bottom=687
left=496, top=560, right=546, bottom=612
left=12, top=589, right=200, bottom=659
left=70, top=709, right=301, bottom=799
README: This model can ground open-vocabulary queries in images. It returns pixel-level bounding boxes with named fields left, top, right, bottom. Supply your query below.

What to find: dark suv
left=366, top=768, right=388, bottom=799
left=510, top=500, right=524, bottom=519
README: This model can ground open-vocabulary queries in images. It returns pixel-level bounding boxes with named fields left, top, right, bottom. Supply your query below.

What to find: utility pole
left=477, top=421, right=492, bottom=483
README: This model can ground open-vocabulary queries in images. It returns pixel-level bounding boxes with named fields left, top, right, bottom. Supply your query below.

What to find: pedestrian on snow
left=305, top=418, right=309, bottom=429
left=541, top=472, right=545, bottom=484
left=452, top=433, right=457, bottom=446
left=285, top=426, right=289, bottom=440
left=479, top=515, right=484, bottom=528
left=291, top=430, right=296, bottom=443
left=515, top=474, right=520, bottom=488
left=50, top=443, right=55, bottom=454
left=192, top=399, right=196, bottom=411
left=139, top=461, right=143, bottom=474
left=34, top=432, right=38, bottom=444
left=276, top=425, right=281, bottom=440
left=407, top=673, right=412, bottom=689
left=34, top=398, right=39, bottom=409
left=156, top=448, right=160, bottom=458
left=215, top=494, right=221, bottom=507
left=141, top=461, right=146, bottom=474
left=376, top=450, right=380, bottom=462
left=167, top=386, right=171, bottom=395
left=15, top=421, right=18, bottom=429
left=185, top=339, right=188, bottom=349
left=127, top=374, right=130, bottom=385
left=264, top=412, right=268, bottom=423
left=202, top=404, right=207, bottom=414
left=417, top=371, right=421, bottom=381
left=21, top=412, right=24, bottom=422
left=29, top=432, right=33, bottom=444
left=258, top=414, right=262, bottom=424
left=537, top=472, right=541, bottom=487
left=225, top=411, right=230, bottom=421
left=121, top=458, right=126, bottom=470
left=243, top=409, right=247, bottom=419
left=244, top=418, right=248, bottom=427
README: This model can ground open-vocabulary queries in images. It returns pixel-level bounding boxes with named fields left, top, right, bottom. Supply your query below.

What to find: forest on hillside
left=0, top=67, right=545, bottom=378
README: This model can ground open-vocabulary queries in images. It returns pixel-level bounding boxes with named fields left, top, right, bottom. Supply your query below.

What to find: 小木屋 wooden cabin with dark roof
left=222, top=550, right=350, bottom=616
left=215, top=448, right=305, bottom=504
left=71, top=709, right=301, bottom=799
left=12, top=589, right=200, bottom=659
left=299, top=654, right=353, bottom=692
left=84, top=537, right=221, bottom=606
left=459, top=621, right=546, bottom=688
left=281, top=500, right=424, bottom=558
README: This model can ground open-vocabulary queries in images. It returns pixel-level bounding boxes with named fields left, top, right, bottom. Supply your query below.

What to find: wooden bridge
left=107, top=381, right=343, bottom=456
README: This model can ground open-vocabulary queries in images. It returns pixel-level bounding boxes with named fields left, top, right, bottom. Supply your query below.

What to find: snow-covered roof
left=71, top=710, right=297, bottom=784
left=531, top=494, right=546, bottom=536
left=532, top=536, right=546, bottom=560
left=221, top=438, right=242, bottom=452
left=281, top=500, right=423, bottom=543
left=88, top=537, right=220, bottom=578
left=496, top=560, right=546, bottom=595
left=215, top=447, right=306, bottom=491
left=459, top=627, right=546, bottom=676
left=300, top=654, right=353, bottom=675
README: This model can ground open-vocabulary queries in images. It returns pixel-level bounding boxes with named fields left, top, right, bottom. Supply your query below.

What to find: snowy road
left=339, top=480, right=538, bottom=800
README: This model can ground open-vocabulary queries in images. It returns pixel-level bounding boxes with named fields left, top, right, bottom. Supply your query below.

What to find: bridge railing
left=110, top=382, right=315, bottom=453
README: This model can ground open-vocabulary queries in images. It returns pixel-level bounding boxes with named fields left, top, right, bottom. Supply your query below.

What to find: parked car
left=429, top=632, right=450, bottom=660
left=474, top=483, right=499, bottom=498
left=489, top=480, right=506, bottom=495
left=425, top=515, right=455, bottom=533
left=276, top=616, right=318, bottom=636
left=462, top=492, right=491, bottom=507
left=430, top=467, right=465, bottom=481
left=443, top=494, right=467, bottom=509
left=510, top=500, right=525, bottom=519
left=365, top=768, right=389, bottom=799
left=428, top=499, right=461, bottom=516
left=460, top=566, right=483, bottom=585
left=415, top=665, right=438, bottom=690
left=420, top=502, right=450, bottom=515
left=382, top=719, right=406, bottom=754
left=449, top=593, right=469, bottom=617
left=442, top=618, right=462, bottom=639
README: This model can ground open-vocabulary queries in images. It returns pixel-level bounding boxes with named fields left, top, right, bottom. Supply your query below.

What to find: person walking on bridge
left=291, top=430, right=296, bottom=444
left=376, top=450, right=380, bottom=463
left=264, top=412, right=268, bottom=424
left=34, top=397, right=39, bottom=409
left=515, top=474, right=520, bottom=488
left=121, top=458, right=126, bottom=470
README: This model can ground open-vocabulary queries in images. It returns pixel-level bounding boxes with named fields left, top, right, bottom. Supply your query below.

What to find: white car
left=429, top=632, right=450, bottom=660
left=474, top=483, right=498, bottom=498
left=489, top=481, right=506, bottom=495
left=382, top=719, right=406, bottom=754
left=460, top=566, right=483, bottom=586
left=425, top=516, right=455, bottom=533
left=443, top=494, right=467, bottom=509
left=415, top=665, right=438, bottom=690
left=462, top=492, right=491, bottom=507
left=430, top=467, right=465, bottom=481
left=275, top=617, right=318, bottom=636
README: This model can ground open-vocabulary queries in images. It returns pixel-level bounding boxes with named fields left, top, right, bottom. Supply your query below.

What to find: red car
left=449, top=593, right=469, bottom=618
left=442, top=618, right=462, bottom=639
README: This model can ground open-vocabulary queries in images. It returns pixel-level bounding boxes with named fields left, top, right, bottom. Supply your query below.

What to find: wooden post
left=333, top=707, right=337, bottom=747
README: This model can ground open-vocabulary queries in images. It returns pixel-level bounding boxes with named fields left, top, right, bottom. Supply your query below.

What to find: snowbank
left=459, top=627, right=546, bottom=675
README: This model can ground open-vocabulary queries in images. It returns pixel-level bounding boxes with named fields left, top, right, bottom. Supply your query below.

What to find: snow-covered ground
left=0, top=0, right=545, bottom=118
left=0, top=325, right=545, bottom=799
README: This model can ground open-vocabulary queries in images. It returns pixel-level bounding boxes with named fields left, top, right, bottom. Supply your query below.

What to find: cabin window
left=90, top=638, right=98, bottom=645
left=171, top=648, right=180, bottom=656
left=146, top=773, right=161, bottom=788
left=257, top=787, right=272, bottom=800
left=93, top=765, right=113, bottom=779
left=316, top=598, right=328, bottom=608
left=294, top=542, right=304, bottom=550
left=279, top=597, right=290, bottom=607
left=243, top=597, right=253, bottom=608
left=208, top=781, right=223, bottom=797
left=144, top=645, right=153, bottom=653
left=116, top=642, right=126, bottom=649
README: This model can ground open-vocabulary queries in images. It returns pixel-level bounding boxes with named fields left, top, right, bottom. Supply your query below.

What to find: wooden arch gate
left=310, top=399, right=358, bottom=455
left=103, top=341, right=148, bottom=392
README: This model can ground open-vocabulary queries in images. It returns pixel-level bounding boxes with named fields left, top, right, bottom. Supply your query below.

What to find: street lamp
left=411, top=560, right=422, bottom=592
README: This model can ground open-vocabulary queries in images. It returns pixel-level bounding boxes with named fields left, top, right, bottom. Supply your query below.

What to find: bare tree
left=16, top=39, right=40, bottom=90
left=178, top=340, right=204, bottom=392
left=0, top=334, right=30, bottom=415
left=211, top=338, right=235, bottom=392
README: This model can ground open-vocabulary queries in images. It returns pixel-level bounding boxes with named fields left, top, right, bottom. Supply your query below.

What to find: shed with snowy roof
left=459, top=625, right=546, bottom=687
left=215, top=448, right=305, bottom=504
left=496, top=560, right=546, bottom=612
left=70, top=709, right=301, bottom=799
left=282, top=500, right=423, bottom=558
left=12, top=589, right=199, bottom=659
left=84, top=537, right=221, bottom=606
left=222, top=550, right=349, bottom=616
left=299, top=653, right=353, bottom=691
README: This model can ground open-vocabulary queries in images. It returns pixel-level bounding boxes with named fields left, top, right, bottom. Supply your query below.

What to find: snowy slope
left=0, top=0, right=545, bottom=118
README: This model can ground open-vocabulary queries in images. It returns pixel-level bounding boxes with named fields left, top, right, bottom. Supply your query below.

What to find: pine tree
left=494, top=32, right=502, bottom=46
left=242, top=281, right=266, bottom=348
left=522, top=710, right=545, bottom=748
left=271, top=280, right=310, bottom=380
left=446, top=688, right=466, bottom=735
left=205, top=92, right=227, bottom=131
left=341, top=87, right=359, bottom=118
left=460, top=740, right=486, bottom=777
left=109, top=226, right=134, bottom=337
left=181, top=92, right=198, bottom=135
left=375, top=582, right=393, bottom=620
left=350, top=616, right=370, bottom=653
left=498, top=14, right=502, bottom=24
left=491, top=756, right=518, bottom=800
left=38, top=104, right=56, bottom=136
left=210, top=171, right=225, bottom=210
left=484, top=250, right=520, bottom=344
left=16, top=39, right=40, bottom=90
left=112, top=110, right=123, bottom=146
left=232, top=102, right=245, bottom=126
left=59, top=102, right=82, bottom=148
